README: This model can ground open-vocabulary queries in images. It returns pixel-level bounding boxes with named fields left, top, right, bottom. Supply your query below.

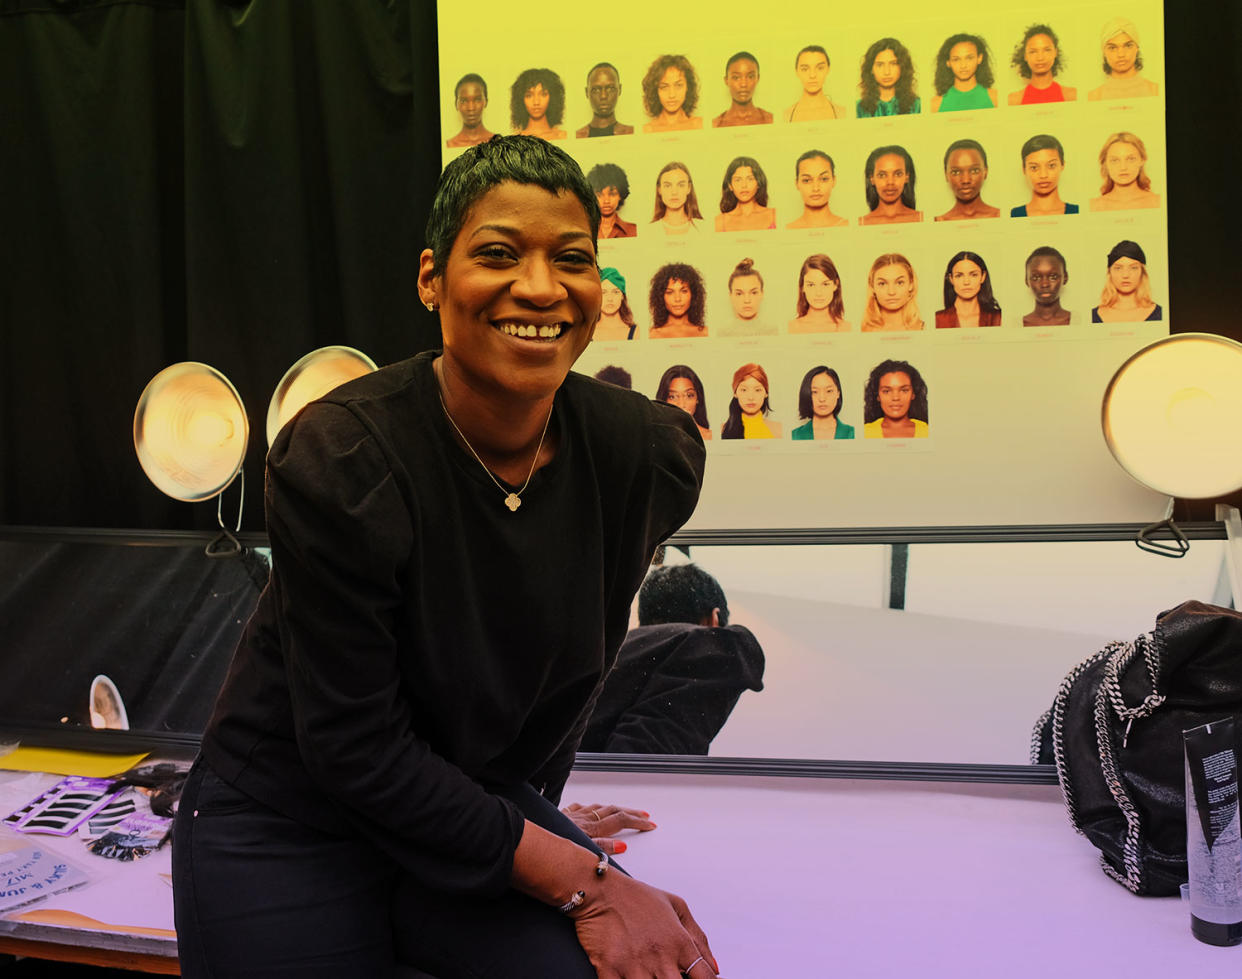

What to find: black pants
left=172, top=759, right=600, bottom=978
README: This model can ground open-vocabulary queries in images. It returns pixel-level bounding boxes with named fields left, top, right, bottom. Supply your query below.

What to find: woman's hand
left=561, top=802, right=655, bottom=855
left=570, top=872, right=722, bottom=979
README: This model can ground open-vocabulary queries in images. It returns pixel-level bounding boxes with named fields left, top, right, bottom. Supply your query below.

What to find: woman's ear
left=417, top=249, right=439, bottom=310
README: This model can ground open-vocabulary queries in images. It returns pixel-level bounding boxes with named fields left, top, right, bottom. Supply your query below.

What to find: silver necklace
left=437, top=390, right=553, bottom=512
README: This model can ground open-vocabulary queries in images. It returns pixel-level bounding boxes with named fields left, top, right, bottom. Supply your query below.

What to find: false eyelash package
left=3, top=776, right=126, bottom=837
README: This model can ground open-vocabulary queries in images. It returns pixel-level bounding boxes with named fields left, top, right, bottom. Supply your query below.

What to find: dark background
left=0, top=0, right=1237, bottom=532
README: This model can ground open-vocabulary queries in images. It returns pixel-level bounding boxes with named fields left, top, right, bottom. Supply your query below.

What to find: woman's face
left=735, top=377, right=767, bottom=415
left=596, top=186, right=620, bottom=218
left=1104, top=33, right=1139, bottom=74
left=796, top=51, right=829, bottom=95
left=1105, top=141, right=1144, bottom=188
left=1024, top=33, right=1057, bottom=75
left=729, top=166, right=758, bottom=205
left=1109, top=257, right=1144, bottom=295
left=665, top=376, right=699, bottom=415
left=871, top=48, right=901, bottom=90
left=600, top=280, right=624, bottom=316
left=658, top=169, right=689, bottom=212
left=524, top=83, right=550, bottom=121
left=947, top=41, right=981, bottom=84
left=877, top=371, right=914, bottom=421
left=810, top=372, right=839, bottom=419
left=657, top=66, right=687, bottom=114
left=729, top=274, right=763, bottom=320
left=1023, top=148, right=1063, bottom=194
left=949, top=259, right=984, bottom=301
left=796, top=157, right=835, bottom=208
left=424, top=181, right=600, bottom=401
left=872, top=263, right=913, bottom=312
left=870, top=153, right=908, bottom=205
left=663, top=278, right=692, bottom=317
left=802, top=268, right=837, bottom=311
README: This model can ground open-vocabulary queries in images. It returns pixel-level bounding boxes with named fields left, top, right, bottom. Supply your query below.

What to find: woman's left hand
left=561, top=802, right=656, bottom=855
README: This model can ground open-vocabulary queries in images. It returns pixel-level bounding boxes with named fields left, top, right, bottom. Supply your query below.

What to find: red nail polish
left=614, top=841, right=627, bottom=853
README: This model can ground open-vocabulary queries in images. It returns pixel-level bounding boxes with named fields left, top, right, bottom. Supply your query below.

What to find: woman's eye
left=477, top=246, right=515, bottom=262
left=558, top=251, right=595, bottom=267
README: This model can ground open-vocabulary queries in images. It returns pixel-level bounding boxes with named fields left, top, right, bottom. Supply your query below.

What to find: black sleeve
left=265, top=402, right=524, bottom=897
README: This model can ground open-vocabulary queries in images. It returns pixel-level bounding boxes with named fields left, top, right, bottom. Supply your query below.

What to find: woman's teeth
left=498, top=323, right=563, bottom=339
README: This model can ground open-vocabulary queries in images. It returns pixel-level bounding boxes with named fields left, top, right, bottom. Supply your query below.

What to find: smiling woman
left=172, top=135, right=716, bottom=979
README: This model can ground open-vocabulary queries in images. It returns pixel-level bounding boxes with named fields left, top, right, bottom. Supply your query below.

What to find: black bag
left=1032, top=600, right=1242, bottom=896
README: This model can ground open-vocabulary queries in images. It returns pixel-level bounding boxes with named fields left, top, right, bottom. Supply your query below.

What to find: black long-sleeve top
left=201, top=351, right=704, bottom=898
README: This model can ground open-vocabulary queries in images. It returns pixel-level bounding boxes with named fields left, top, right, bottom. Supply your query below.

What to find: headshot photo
left=786, top=45, right=845, bottom=121
left=935, top=139, right=999, bottom=221
left=577, top=62, right=633, bottom=138
left=1022, top=246, right=1072, bottom=326
left=936, top=251, right=1002, bottom=329
left=1089, top=18, right=1159, bottom=101
left=446, top=73, right=493, bottom=148
left=791, top=366, right=854, bottom=440
left=787, top=150, right=848, bottom=229
left=857, top=38, right=920, bottom=117
left=641, top=54, right=704, bottom=132
left=1008, top=24, right=1076, bottom=104
left=788, top=254, right=850, bottom=333
left=861, top=253, right=923, bottom=332
left=860, top=145, right=921, bottom=225
left=1012, top=134, right=1078, bottom=217
left=651, top=161, right=704, bottom=235
left=509, top=67, right=567, bottom=140
left=721, top=362, right=781, bottom=439
left=713, top=51, right=773, bottom=127
left=720, top=258, right=776, bottom=337
left=649, top=262, right=708, bottom=338
left=594, top=267, right=638, bottom=341
left=587, top=163, right=636, bottom=239
left=716, top=157, right=776, bottom=232
left=1090, top=132, right=1160, bottom=211
left=655, top=365, right=712, bottom=441
left=863, top=359, right=930, bottom=439
left=593, top=365, right=632, bottom=389
left=931, top=33, right=997, bottom=112
left=1092, top=240, right=1162, bottom=323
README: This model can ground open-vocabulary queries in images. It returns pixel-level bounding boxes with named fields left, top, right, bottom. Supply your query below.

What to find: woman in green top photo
left=791, top=366, right=854, bottom=440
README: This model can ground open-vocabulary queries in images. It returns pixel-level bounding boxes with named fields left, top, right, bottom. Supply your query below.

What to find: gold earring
left=425, top=301, right=436, bottom=312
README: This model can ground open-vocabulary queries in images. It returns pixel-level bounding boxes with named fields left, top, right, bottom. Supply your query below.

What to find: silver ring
left=684, top=955, right=706, bottom=974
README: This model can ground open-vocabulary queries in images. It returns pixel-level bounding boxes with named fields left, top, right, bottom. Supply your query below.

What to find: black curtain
left=0, top=0, right=442, bottom=531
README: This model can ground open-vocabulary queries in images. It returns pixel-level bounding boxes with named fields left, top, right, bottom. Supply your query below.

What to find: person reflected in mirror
left=791, top=366, right=854, bottom=440
left=651, top=161, right=704, bottom=235
left=1007, top=24, right=1076, bottom=104
left=931, top=33, right=997, bottom=112
left=576, top=63, right=633, bottom=137
left=861, top=253, right=922, bottom=331
left=863, top=359, right=929, bottom=438
left=641, top=54, right=704, bottom=132
left=593, top=365, right=632, bottom=389
left=1092, top=241, right=1162, bottom=323
left=719, top=258, right=775, bottom=338
left=587, top=163, right=637, bottom=238
left=1022, top=246, right=1072, bottom=326
left=446, top=74, right=494, bottom=148
left=655, top=365, right=712, bottom=441
left=785, top=45, right=845, bottom=121
left=856, top=38, right=920, bottom=117
left=712, top=51, right=773, bottom=127
left=715, top=157, right=776, bottom=232
left=935, top=139, right=1000, bottom=221
left=936, top=251, right=1002, bottom=328
left=173, top=134, right=718, bottom=979
left=594, top=268, right=638, bottom=341
left=649, top=263, right=708, bottom=338
left=860, top=145, right=921, bottom=225
left=581, top=564, right=764, bottom=755
left=1089, top=18, right=1158, bottom=101
left=721, top=363, right=780, bottom=439
left=787, top=150, right=848, bottom=229
left=510, top=67, right=568, bottom=140
left=788, top=254, right=851, bottom=333
left=1090, top=132, right=1160, bottom=211
left=1012, top=134, right=1077, bottom=217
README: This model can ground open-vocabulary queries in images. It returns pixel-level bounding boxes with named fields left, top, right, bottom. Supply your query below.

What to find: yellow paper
left=0, top=746, right=149, bottom=777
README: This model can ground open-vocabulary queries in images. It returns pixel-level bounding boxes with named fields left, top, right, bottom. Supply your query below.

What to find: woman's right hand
left=569, top=871, right=721, bottom=979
